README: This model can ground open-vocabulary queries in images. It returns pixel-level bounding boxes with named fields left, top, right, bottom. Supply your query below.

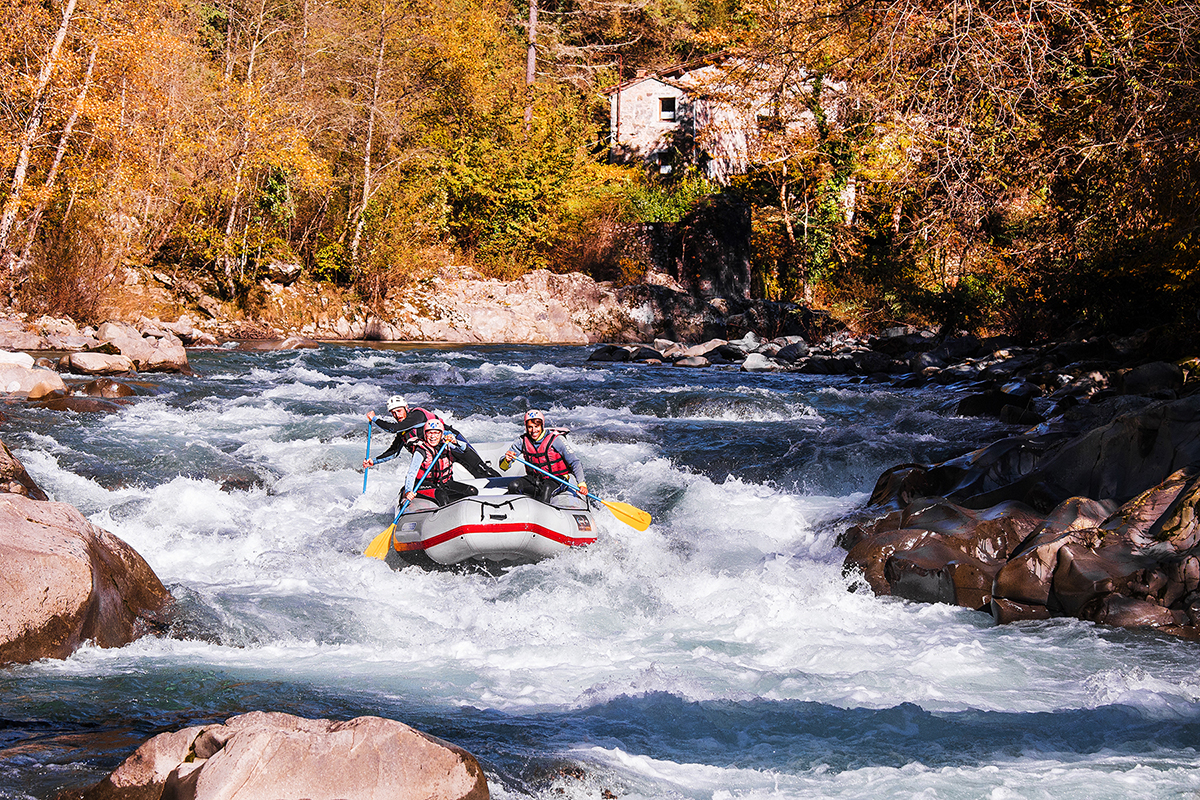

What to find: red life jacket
left=521, top=431, right=569, bottom=478
left=402, top=407, right=441, bottom=449
left=413, top=440, right=454, bottom=497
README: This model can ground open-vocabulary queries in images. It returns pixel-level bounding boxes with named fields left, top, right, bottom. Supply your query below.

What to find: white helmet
left=386, top=395, right=407, bottom=411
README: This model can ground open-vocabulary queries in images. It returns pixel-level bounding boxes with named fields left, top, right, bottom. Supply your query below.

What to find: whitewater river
left=2, top=344, right=1200, bottom=800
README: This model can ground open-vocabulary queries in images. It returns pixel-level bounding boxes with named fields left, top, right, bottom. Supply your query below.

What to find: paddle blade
left=364, top=525, right=394, bottom=560
left=601, top=499, right=652, bottom=531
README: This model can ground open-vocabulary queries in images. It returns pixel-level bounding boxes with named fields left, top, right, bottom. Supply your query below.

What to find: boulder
left=76, top=711, right=489, bottom=800
left=0, top=350, right=35, bottom=369
left=588, top=345, right=632, bottom=362
left=775, top=341, right=809, bottom=363
left=853, top=350, right=903, bottom=375
left=65, top=352, right=136, bottom=375
left=851, top=455, right=1200, bottom=635
left=629, top=346, right=664, bottom=362
left=0, top=317, right=47, bottom=350
left=263, top=259, right=303, bottom=285
left=1121, top=361, right=1184, bottom=396
left=96, top=322, right=189, bottom=372
left=991, top=497, right=1117, bottom=613
left=0, top=441, right=49, bottom=500
left=0, top=364, right=66, bottom=396
left=77, top=378, right=137, bottom=399
left=885, top=538, right=997, bottom=610
left=33, top=396, right=129, bottom=413
left=740, top=353, right=779, bottom=372
left=0, top=493, right=171, bottom=665
left=234, top=335, right=320, bottom=350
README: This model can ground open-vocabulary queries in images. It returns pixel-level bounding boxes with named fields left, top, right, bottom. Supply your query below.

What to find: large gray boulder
left=76, top=711, right=489, bottom=800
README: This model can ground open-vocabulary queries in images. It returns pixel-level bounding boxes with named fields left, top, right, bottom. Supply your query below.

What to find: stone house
left=606, top=54, right=845, bottom=184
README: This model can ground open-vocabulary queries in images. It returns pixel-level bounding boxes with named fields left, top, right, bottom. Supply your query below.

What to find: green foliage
left=194, top=3, right=230, bottom=63
left=435, top=85, right=624, bottom=276
left=623, top=170, right=717, bottom=224
left=910, top=274, right=1006, bottom=336
left=311, top=237, right=350, bottom=284
left=257, top=169, right=295, bottom=224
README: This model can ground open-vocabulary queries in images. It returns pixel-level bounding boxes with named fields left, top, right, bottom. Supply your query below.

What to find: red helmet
left=425, top=419, right=444, bottom=433
left=524, top=410, right=545, bottom=424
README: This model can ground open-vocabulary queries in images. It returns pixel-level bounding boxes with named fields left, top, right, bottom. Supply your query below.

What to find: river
left=1, top=344, right=1199, bottom=800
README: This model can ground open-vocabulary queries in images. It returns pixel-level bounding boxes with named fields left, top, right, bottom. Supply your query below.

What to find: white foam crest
left=470, top=361, right=607, bottom=385
left=662, top=474, right=852, bottom=562
left=256, top=379, right=378, bottom=405
left=346, top=350, right=402, bottom=370
left=545, top=747, right=1200, bottom=800
left=1083, top=667, right=1200, bottom=713
left=16, top=447, right=143, bottom=508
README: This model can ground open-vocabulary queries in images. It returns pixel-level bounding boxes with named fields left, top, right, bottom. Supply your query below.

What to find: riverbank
left=71, top=265, right=817, bottom=346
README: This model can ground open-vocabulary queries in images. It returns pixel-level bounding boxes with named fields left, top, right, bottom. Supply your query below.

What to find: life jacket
left=413, top=439, right=454, bottom=497
left=521, top=431, right=569, bottom=478
left=401, top=407, right=441, bottom=450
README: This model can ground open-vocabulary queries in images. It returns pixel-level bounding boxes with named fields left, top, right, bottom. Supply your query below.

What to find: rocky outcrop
left=290, top=269, right=629, bottom=344
left=0, top=314, right=200, bottom=378
left=0, top=492, right=172, bottom=665
left=589, top=330, right=815, bottom=370
left=403, top=270, right=623, bottom=344
left=89, top=321, right=189, bottom=372
left=74, top=711, right=489, bottom=800
left=0, top=440, right=49, bottom=499
left=844, top=395, right=1200, bottom=636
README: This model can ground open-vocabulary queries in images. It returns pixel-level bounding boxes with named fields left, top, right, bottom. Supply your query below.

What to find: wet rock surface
left=844, top=395, right=1200, bottom=637
left=69, top=711, right=490, bottom=800
left=0, top=490, right=172, bottom=666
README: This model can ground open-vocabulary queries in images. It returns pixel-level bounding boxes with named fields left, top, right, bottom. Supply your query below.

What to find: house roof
left=601, top=51, right=732, bottom=95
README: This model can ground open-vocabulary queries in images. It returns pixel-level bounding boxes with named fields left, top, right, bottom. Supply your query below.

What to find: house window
left=660, top=97, right=676, bottom=121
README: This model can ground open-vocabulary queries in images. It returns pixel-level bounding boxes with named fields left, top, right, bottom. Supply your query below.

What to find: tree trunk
left=524, top=0, right=538, bottom=131
left=349, top=2, right=387, bottom=267
left=780, top=162, right=796, bottom=245
left=17, top=42, right=99, bottom=270
left=0, top=0, right=79, bottom=258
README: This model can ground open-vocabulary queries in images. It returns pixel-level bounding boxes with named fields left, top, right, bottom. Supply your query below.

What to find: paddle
left=364, top=441, right=449, bottom=560
left=508, top=454, right=652, bottom=531
left=361, top=422, right=372, bottom=494
left=361, top=415, right=433, bottom=496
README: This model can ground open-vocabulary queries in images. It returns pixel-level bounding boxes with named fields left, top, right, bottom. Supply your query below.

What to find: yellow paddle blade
left=601, top=499, right=652, bottom=531
left=364, top=525, right=395, bottom=560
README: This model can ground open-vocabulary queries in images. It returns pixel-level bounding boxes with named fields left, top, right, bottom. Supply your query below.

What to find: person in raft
left=401, top=419, right=479, bottom=507
left=365, top=395, right=499, bottom=478
left=499, top=409, right=588, bottom=504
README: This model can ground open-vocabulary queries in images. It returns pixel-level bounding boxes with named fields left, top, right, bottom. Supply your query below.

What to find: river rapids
left=1, top=344, right=1199, bottom=800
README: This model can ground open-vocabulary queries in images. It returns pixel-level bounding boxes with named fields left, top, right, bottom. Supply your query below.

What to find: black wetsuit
left=371, top=410, right=499, bottom=478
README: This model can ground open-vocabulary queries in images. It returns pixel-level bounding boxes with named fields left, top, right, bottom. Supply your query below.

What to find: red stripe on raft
left=394, top=522, right=597, bottom=552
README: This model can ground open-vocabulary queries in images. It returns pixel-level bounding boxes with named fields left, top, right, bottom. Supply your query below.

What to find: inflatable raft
left=382, top=442, right=598, bottom=570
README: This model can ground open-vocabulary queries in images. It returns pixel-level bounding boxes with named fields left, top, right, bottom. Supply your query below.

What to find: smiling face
left=525, top=418, right=544, bottom=438
left=425, top=428, right=442, bottom=446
